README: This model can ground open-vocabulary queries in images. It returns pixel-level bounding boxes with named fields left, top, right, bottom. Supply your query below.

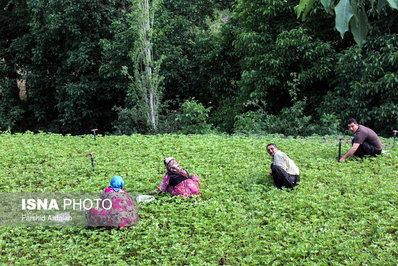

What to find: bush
left=233, top=110, right=266, bottom=134
left=308, top=113, right=342, bottom=136
left=234, top=100, right=312, bottom=136
left=234, top=98, right=347, bottom=136
left=112, top=106, right=149, bottom=135
left=175, top=99, right=214, bottom=134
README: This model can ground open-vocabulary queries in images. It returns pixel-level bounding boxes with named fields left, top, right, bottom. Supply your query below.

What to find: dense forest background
left=1, top=0, right=397, bottom=136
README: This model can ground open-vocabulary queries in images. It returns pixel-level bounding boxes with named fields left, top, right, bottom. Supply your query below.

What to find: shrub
left=234, top=100, right=312, bottom=136
left=175, top=99, right=214, bottom=134
left=112, top=106, right=149, bottom=135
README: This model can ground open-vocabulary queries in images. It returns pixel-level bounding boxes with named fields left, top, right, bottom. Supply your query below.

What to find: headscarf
left=109, top=176, right=124, bottom=192
left=164, top=157, right=183, bottom=173
left=164, top=157, right=190, bottom=187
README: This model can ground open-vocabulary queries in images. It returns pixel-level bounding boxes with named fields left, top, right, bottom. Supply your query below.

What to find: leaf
left=297, top=0, right=310, bottom=18
left=350, top=4, right=368, bottom=46
left=321, top=0, right=335, bottom=14
left=303, top=0, right=317, bottom=18
left=335, top=0, right=353, bottom=39
left=297, top=0, right=316, bottom=19
left=385, top=0, right=398, bottom=9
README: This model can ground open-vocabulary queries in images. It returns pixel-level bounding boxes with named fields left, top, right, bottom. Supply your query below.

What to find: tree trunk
left=143, top=0, right=156, bottom=130
left=130, top=0, right=162, bottom=132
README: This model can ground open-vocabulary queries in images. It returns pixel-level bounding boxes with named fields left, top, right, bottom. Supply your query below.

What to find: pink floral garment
left=86, top=188, right=138, bottom=227
left=158, top=174, right=200, bottom=197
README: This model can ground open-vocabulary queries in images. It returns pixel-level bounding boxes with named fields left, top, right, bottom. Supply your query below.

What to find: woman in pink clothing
left=86, top=176, right=138, bottom=228
left=151, top=157, right=200, bottom=197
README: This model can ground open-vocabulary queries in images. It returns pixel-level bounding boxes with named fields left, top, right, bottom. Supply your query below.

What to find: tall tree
left=130, top=0, right=163, bottom=131
left=24, top=0, right=128, bottom=134
left=232, top=0, right=337, bottom=115
left=0, top=1, right=31, bottom=131
left=153, top=0, right=218, bottom=106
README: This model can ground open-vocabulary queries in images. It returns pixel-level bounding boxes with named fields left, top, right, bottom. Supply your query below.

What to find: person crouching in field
left=150, top=157, right=200, bottom=197
left=86, top=176, right=138, bottom=228
left=339, top=118, right=383, bottom=162
left=267, top=143, right=300, bottom=189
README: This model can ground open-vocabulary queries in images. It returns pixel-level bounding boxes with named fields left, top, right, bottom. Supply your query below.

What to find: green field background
left=0, top=132, right=397, bottom=264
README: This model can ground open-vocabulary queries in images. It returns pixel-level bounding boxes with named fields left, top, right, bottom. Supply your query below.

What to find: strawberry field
left=0, top=132, right=397, bottom=264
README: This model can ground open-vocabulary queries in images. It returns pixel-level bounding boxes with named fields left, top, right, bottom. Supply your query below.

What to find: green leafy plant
left=297, top=0, right=398, bottom=45
left=0, top=132, right=396, bottom=264
left=175, top=99, right=214, bottom=134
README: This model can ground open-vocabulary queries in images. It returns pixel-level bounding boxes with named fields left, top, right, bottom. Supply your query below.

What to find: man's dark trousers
left=271, top=164, right=299, bottom=189
left=352, top=140, right=382, bottom=158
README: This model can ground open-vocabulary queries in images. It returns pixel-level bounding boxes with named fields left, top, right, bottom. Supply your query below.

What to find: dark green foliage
left=234, top=101, right=313, bottom=136
left=320, top=34, right=398, bottom=136
left=234, top=103, right=342, bottom=136
left=150, top=0, right=242, bottom=133
left=27, top=0, right=129, bottom=134
left=227, top=0, right=397, bottom=136
left=1, top=0, right=131, bottom=134
left=0, top=1, right=30, bottom=130
left=227, top=0, right=341, bottom=135
left=195, top=22, right=242, bottom=133
left=153, top=0, right=219, bottom=106
left=112, top=106, right=148, bottom=135
left=1, top=0, right=397, bottom=136
left=297, top=0, right=398, bottom=45
left=233, top=1, right=337, bottom=114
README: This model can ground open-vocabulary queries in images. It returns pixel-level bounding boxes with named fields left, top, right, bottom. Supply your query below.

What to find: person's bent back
left=86, top=176, right=138, bottom=228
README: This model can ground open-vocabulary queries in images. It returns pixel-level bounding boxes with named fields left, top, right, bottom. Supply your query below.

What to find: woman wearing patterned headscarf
left=150, top=157, right=200, bottom=197
left=86, top=176, right=138, bottom=227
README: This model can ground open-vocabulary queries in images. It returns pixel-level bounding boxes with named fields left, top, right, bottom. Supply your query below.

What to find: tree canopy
left=1, top=0, right=397, bottom=136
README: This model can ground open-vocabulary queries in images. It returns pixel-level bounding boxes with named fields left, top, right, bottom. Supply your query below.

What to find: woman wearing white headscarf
left=151, top=157, right=200, bottom=197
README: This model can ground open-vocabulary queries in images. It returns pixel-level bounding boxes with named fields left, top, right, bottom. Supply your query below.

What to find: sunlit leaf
left=350, top=4, right=368, bottom=46
left=297, top=0, right=311, bottom=18
left=297, top=0, right=317, bottom=19
left=386, top=0, right=398, bottom=9
left=335, top=0, right=353, bottom=39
